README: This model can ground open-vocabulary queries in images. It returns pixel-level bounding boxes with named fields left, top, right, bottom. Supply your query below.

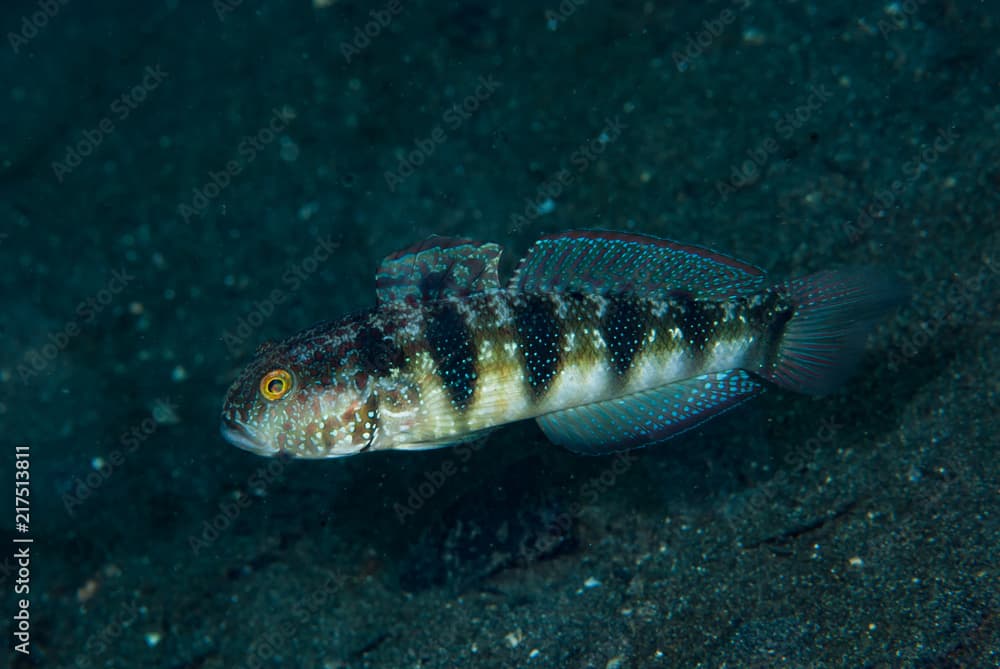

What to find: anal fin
left=536, top=370, right=763, bottom=455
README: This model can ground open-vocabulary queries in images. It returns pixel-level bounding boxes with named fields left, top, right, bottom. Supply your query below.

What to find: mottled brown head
left=220, top=325, right=381, bottom=458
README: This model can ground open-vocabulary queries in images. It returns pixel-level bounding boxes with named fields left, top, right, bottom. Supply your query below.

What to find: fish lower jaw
left=220, top=419, right=279, bottom=456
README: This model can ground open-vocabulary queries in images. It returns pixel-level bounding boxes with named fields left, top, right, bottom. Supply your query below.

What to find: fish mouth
left=220, top=419, right=278, bottom=456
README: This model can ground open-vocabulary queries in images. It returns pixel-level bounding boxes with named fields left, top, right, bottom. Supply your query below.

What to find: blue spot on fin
left=536, top=369, right=763, bottom=455
left=376, top=236, right=502, bottom=304
left=510, top=230, right=766, bottom=299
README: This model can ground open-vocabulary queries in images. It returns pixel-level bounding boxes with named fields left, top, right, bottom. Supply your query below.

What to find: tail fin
left=766, top=268, right=907, bottom=395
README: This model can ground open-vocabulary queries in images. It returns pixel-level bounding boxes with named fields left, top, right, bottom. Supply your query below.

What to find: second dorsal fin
left=510, top=230, right=766, bottom=299
left=375, top=236, right=503, bottom=305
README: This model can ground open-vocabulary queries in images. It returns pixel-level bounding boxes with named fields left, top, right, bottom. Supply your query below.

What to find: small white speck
left=144, top=631, right=162, bottom=648
left=279, top=136, right=299, bottom=162
left=584, top=576, right=601, bottom=589
left=152, top=400, right=180, bottom=425
left=742, top=27, right=766, bottom=45
left=529, top=649, right=540, bottom=659
left=849, top=556, right=864, bottom=568
left=90, top=457, right=106, bottom=471
left=298, top=201, right=320, bottom=221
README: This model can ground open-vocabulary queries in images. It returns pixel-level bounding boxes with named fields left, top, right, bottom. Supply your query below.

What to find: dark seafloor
left=1, top=0, right=998, bottom=667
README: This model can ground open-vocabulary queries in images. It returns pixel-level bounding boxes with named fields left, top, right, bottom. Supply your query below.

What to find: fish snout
left=220, top=418, right=278, bottom=456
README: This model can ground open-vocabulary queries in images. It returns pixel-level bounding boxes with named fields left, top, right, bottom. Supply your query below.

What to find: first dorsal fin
left=510, top=230, right=766, bottom=299
left=376, top=236, right=503, bottom=305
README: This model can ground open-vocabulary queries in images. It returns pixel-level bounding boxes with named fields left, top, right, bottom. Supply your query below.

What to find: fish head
left=220, top=333, right=381, bottom=458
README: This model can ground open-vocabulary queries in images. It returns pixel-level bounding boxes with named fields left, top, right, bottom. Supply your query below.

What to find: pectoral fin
left=394, top=427, right=496, bottom=451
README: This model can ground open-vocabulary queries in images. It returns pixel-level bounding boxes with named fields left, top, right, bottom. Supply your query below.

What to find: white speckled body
left=367, top=287, right=790, bottom=451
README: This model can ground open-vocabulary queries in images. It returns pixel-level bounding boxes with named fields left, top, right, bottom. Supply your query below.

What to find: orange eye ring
left=260, top=369, right=293, bottom=401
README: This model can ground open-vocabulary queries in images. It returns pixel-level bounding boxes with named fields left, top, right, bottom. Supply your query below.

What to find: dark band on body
left=670, top=290, right=718, bottom=358
left=425, top=300, right=478, bottom=410
left=513, top=293, right=562, bottom=398
left=602, top=296, right=646, bottom=379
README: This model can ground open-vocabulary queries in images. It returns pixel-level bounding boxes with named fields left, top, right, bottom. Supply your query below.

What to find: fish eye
left=259, top=369, right=293, bottom=401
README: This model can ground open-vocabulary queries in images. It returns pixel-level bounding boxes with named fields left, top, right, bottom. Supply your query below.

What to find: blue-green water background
left=2, top=0, right=998, bottom=667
